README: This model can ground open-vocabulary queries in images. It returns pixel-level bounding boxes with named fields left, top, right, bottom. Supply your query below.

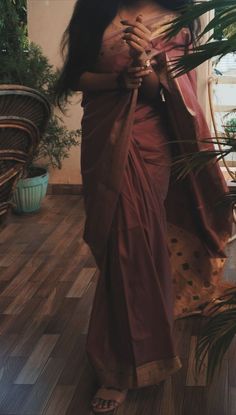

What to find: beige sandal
left=91, top=386, right=128, bottom=413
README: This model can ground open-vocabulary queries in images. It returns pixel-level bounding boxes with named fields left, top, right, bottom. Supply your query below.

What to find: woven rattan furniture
left=0, top=85, right=51, bottom=136
left=0, top=85, right=51, bottom=222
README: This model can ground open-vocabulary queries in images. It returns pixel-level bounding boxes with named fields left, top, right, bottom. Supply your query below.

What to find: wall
left=27, top=0, right=211, bottom=185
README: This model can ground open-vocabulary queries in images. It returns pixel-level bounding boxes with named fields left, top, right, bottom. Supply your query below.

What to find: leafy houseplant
left=165, top=0, right=236, bottom=76
left=0, top=0, right=81, bottom=213
left=164, top=0, right=236, bottom=384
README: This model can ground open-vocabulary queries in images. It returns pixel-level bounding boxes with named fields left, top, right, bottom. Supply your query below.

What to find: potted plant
left=0, top=0, right=81, bottom=213
left=164, top=0, right=236, bottom=383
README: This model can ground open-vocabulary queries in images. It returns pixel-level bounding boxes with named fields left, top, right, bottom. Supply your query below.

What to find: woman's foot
left=91, top=385, right=128, bottom=413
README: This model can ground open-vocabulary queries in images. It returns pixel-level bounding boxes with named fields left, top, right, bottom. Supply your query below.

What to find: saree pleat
left=86, top=101, right=182, bottom=388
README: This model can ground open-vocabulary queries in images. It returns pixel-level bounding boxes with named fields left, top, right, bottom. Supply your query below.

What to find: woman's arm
left=72, top=72, right=119, bottom=92
left=140, top=71, right=160, bottom=101
left=126, top=60, right=160, bottom=101
left=72, top=68, right=152, bottom=93
left=133, top=57, right=161, bottom=101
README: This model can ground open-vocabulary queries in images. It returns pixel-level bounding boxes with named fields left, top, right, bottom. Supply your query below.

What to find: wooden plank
left=0, top=384, right=32, bottom=413
left=43, top=297, right=78, bottom=335
left=36, top=283, right=72, bottom=317
left=3, top=282, right=41, bottom=315
left=159, top=376, right=175, bottom=415
left=57, top=334, right=87, bottom=385
left=0, top=254, right=41, bottom=282
left=51, top=283, right=97, bottom=360
left=14, top=334, right=59, bottom=384
left=62, top=358, right=97, bottom=415
left=66, top=268, right=96, bottom=298
left=58, top=255, right=89, bottom=282
left=50, top=220, right=84, bottom=257
left=42, top=385, right=76, bottom=415
left=20, top=357, right=66, bottom=414
left=0, top=243, right=28, bottom=267
left=0, top=296, right=12, bottom=313
left=182, top=386, right=207, bottom=415
left=170, top=358, right=188, bottom=415
left=0, top=223, right=20, bottom=244
left=206, top=358, right=229, bottom=415
left=229, top=386, right=236, bottom=415
left=2, top=297, right=43, bottom=335
left=0, top=356, right=25, bottom=384
left=1, top=256, right=45, bottom=296
left=9, top=318, right=50, bottom=358
left=117, top=385, right=163, bottom=415
left=228, top=335, right=236, bottom=387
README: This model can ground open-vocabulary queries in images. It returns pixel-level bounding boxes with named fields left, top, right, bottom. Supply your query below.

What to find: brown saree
left=80, top=12, right=235, bottom=389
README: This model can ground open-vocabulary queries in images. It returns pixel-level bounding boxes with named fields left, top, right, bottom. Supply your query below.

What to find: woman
left=55, top=0, right=234, bottom=412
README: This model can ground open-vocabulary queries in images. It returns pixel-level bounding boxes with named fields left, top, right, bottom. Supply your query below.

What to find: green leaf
left=163, top=0, right=236, bottom=74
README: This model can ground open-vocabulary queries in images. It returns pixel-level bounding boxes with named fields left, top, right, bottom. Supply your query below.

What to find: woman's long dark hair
left=54, top=0, right=198, bottom=107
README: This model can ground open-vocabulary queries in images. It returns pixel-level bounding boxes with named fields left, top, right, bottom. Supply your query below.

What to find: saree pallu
left=80, top=13, right=235, bottom=389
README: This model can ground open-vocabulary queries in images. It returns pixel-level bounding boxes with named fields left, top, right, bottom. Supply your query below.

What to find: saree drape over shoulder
left=80, top=13, right=235, bottom=389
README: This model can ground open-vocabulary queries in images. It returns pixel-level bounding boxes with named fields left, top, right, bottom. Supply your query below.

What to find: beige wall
left=27, top=0, right=211, bottom=185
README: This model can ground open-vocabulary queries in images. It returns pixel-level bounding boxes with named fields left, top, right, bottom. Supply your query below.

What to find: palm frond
left=168, top=37, right=236, bottom=77
left=172, top=148, right=233, bottom=180
left=163, top=0, right=236, bottom=75
left=165, top=0, right=235, bottom=38
left=169, top=135, right=236, bottom=180
left=195, top=303, right=236, bottom=383
left=202, top=8, right=236, bottom=42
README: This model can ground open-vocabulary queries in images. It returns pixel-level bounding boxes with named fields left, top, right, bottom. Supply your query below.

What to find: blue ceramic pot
left=12, top=166, right=49, bottom=213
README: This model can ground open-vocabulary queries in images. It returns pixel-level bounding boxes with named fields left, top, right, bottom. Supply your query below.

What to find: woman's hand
left=117, top=65, right=153, bottom=90
left=121, top=15, right=152, bottom=58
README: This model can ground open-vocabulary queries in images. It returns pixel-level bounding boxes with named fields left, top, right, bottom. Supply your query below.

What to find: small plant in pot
left=11, top=113, right=81, bottom=214
left=0, top=0, right=81, bottom=213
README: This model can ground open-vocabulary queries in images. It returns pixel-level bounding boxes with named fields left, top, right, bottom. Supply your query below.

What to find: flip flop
left=91, top=386, right=128, bottom=413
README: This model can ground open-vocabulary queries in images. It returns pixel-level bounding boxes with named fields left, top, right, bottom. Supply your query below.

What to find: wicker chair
left=0, top=85, right=51, bottom=223
left=0, top=84, right=51, bottom=136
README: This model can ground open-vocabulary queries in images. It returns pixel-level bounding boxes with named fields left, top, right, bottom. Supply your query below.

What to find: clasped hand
left=120, top=65, right=153, bottom=90
left=121, top=14, right=153, bottom=57
left=119, top=15, right=154, bottom=90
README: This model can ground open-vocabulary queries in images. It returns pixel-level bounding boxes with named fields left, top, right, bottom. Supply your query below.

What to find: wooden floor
left=0, top=194, right=235, bottom=415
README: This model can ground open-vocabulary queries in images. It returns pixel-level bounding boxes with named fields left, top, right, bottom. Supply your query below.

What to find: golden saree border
left=88, top=355, right=182, bottom=389
left=136, top=355, right=182, bottom=387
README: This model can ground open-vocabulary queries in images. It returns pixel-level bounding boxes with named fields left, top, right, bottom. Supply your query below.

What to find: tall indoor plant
left=165, top=0, right=236, bottom=384
left=0, top=0, right=81, bottom=213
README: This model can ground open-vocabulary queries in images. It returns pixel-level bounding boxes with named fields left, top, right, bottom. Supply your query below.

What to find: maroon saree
left=80, top=12, right=235, bottom=389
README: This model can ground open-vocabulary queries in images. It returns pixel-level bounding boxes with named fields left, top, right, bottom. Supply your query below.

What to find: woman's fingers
left=125, top=39, right=145, bottom=53
left=127, top=77, right=143, bottom=89
left=123, top=32, right=149, bottom=49
left=120, top=19, right=152, bottom=36
left=128, top=81, right=142, bottom=89
left=124, top=26, right=150, bottom=43
left=133, top=69, right=153, bottom=77
left=128, top=66, right=147, bottom=73
left=127, top=66, right=153, bottom=77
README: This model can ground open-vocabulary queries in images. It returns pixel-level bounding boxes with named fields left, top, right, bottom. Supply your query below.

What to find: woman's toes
left=102, top=400, right=110, bottom=409
left=97, top=399, right=104, bottom=409
left=91, top=397, right=99, bottom=406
